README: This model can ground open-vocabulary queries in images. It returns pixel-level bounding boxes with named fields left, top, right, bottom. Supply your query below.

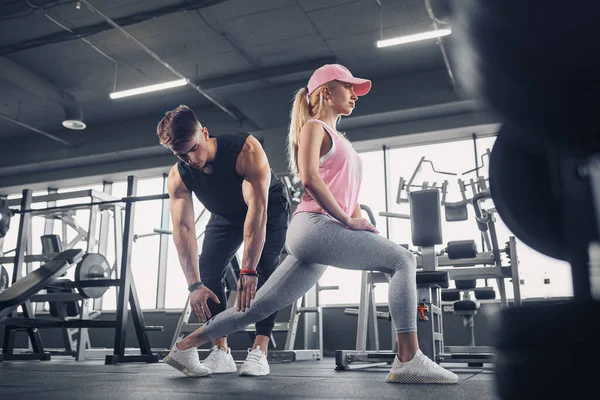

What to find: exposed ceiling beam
left=199, top=57, right=337, bottom=91
left=0, top=112, right=72, bottom=146
left=79, top=0, right=259, bottom=131
left=0, top=0, right=229, bottom=56
left=0, top=56, right=84, bottom=131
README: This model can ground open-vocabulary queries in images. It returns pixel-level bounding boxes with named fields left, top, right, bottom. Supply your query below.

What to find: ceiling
left=0, top=0, right=497, bottom=194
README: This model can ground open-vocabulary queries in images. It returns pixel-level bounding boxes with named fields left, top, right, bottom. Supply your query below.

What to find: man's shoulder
left=220, top=132, right=250, bottom=144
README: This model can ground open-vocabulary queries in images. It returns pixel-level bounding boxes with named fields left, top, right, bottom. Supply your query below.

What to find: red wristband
left=240, top=269, right=258, bottom=276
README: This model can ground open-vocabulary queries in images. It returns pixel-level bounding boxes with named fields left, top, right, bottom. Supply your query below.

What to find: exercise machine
left=336, top=157, right=521, bottom=370
left=334, top=203, right=450, bottom=370
left=393, top=159, right=521, bottom=365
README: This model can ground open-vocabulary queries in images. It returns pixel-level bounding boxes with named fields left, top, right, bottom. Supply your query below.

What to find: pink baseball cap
left=306, top=64, right=372, bottom=96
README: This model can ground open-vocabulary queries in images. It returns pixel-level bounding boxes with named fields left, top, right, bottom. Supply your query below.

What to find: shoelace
left=418, top=355, right=444, bottom=371
left=206, top=347, right=221, bottom=361
left=245, top=350, right=264, bottom=364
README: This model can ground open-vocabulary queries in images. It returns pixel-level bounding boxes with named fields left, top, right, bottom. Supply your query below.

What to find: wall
left=0, top=299, right=564, bottom=359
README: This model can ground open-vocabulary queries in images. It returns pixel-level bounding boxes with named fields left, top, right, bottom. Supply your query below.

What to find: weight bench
left=0, top=249, right=84, bottom=320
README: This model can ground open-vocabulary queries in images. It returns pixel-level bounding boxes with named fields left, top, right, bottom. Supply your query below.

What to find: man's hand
left=189, top=286, right=220, bottom=323
left=236, top=275, right=258, bottom=312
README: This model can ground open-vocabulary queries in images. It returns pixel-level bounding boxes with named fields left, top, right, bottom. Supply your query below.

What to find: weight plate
left=0, top=199, right=11, bottom=239
left=494, top=301, right=600, bottom=399
left=0, top=264, right=9, bottom=292
left=489, top=126, right=565, bottom=260
left=451, top=0, right=600, bottom=154
left=75, top=253, right=111, bottom=299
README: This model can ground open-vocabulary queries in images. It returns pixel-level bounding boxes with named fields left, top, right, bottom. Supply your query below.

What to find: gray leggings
left=203, top=212, right=417, bottom=340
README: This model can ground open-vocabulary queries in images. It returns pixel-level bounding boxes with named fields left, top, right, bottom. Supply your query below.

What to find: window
left=55, top=177, right=172, bottom=311
left=2, top=131, right=574, bottom=313
left=387, top=136, right=572, bottom=300
left=318, top=134, right=573, bottom=306
left=126, top=177, right=165, bottom=309
left=3, top=178, right=172, bottom=311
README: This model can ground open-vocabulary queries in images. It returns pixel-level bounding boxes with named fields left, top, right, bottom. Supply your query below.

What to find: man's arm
left=167, top=164, right=201, bottom=286
left=168, top=165, right=220, bottom=321
left=237, top=135, right=271, bottom=273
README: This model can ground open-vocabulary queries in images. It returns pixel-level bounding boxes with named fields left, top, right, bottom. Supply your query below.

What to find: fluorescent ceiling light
left=110, top=78, right=188, bottom=99
left=376, top=28, right=452, bottom=48
left=62, top=119, right=86, bottom=130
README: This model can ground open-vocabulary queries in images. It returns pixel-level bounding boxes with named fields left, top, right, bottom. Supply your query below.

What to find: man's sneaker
left=239, top=347, right=270, bottom=376
left=385, top=349, right=459, bottom=384
left=163, top=342, right=212, bottom=377
left=201, top=346, right=237, bottom=373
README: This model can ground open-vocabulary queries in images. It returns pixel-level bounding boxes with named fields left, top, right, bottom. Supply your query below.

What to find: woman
left=164, top=64, right=459, bottom=384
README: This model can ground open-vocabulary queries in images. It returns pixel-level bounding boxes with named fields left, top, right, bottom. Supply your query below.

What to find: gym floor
left=0, top=358, right=495, bottom=399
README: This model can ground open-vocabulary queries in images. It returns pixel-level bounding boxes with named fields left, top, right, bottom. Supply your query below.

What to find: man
left=157, top=105, right=289, bottom=377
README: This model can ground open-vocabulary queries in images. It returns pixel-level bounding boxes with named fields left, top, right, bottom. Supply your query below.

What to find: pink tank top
left=293, top=119, right=363, bottom=217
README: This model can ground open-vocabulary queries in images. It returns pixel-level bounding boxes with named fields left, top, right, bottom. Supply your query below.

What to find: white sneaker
left=385, top=349, right=458, bottom=384
left=201, top=346, right=237, bottom=373
left=163, top=342, right=212, bottom=377
left=239, top=347, right=270, bottom=376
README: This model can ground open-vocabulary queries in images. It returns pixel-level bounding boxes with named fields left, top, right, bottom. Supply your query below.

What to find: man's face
left=170, top=126, right=209, bottom=169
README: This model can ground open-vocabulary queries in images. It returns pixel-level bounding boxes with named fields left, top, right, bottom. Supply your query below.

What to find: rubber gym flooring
left=0, top=357, right=495, bottom=399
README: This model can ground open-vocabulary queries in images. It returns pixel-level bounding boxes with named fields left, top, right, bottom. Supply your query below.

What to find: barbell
left=450, top=0, right=600, bottom=154
left=0, top=192, right=170, bottom=239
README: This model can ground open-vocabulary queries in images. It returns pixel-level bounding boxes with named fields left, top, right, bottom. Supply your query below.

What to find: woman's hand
left=345, top=217, right=379, bottom=234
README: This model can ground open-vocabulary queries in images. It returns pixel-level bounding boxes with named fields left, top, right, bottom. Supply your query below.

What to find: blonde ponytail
left=287, top=82, right=336, bottom=183
left=287, top=87, right=311, bottom=182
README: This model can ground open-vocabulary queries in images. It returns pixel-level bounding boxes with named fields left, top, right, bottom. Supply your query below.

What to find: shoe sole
left=207, top=366, right=237, bottom=374
left=385, top=373, right=458, bottom=384
left=163, top=356, right=212, bottom=377
left=239, top=371, right=270, bottom=376
left=239, top=367, right=270, bottom=377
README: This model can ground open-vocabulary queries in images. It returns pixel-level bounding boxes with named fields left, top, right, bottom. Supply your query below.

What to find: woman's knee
left=392, top=246, right=416, bottom=273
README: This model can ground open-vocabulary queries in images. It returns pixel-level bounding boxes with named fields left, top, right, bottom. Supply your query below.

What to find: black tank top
left=177, top=133, right=285, bottom=224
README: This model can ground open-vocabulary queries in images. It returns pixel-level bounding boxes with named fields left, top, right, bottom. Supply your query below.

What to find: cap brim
left=343, top=77, right=372, bottom=96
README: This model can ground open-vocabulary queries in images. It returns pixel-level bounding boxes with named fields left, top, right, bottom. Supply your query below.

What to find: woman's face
left=327, top=81, right=359, bottom=116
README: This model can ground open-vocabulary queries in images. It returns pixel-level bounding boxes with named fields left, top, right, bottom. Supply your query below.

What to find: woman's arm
left=297, top=122, right=351, bottom=225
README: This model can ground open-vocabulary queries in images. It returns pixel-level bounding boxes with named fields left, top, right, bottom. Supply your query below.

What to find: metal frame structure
left=0, top=176, right=161, bottom=364
left=334, top=236, right=521, bottom=371
left=1, top=188, right=122, bottom=360
left=335, top=175, right=522, bottom=370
